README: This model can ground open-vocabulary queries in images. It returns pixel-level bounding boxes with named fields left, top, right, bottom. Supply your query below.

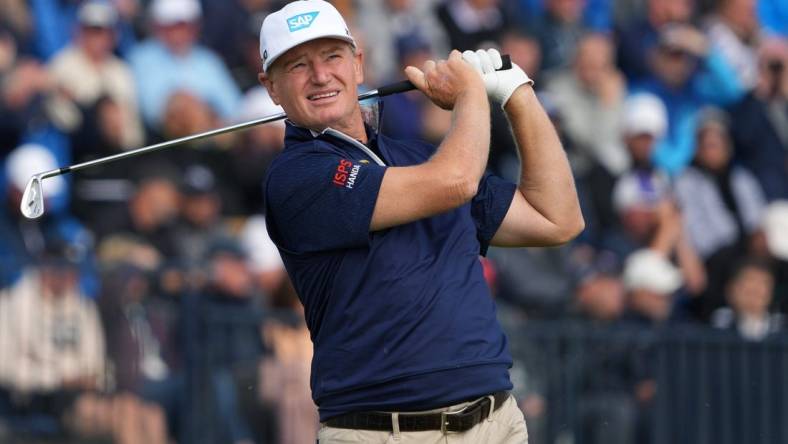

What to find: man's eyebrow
left=280, top=52, right=307, bottom=67
left=321, top=44, right=346, bottom=55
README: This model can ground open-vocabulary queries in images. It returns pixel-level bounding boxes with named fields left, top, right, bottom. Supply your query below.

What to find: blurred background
left=0, top=0, right=786, bottom=443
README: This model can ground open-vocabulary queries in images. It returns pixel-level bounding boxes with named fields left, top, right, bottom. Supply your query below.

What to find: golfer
left=259, top=1, right=583, bottom=442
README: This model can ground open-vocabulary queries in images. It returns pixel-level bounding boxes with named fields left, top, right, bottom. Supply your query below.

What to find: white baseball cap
left=763, top=201, right=788, bottom=260
left=623, top=249, right=683, bottom=294
left=259, top=0, right=355, bottom=73
left=78, top=0, right=118, bottom=28
left=612, top=171, right=671, bottom=213
left=150, top=0, right=202, bottom=25
left=622, top=93, right=668, bottom=138
left=5, top=144, right=65, bottom=199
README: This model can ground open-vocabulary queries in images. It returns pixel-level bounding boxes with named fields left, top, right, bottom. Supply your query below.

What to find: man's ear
left=353, top=48, right=364, bottom=86
left=258, top=72, right=281, bottom=105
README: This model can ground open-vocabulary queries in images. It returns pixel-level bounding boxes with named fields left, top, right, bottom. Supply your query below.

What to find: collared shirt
left=264, top=122, right=516, bottom=420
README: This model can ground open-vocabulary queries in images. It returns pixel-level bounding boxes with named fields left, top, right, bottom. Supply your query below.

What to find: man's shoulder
left=264, top=140, right=337, bottom=195
left=377, top=134, right=436, bottom=162
left=127, top=40, right=166, bottom=65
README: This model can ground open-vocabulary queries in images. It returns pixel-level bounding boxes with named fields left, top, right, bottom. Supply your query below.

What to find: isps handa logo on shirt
left=287, top=11, right=319, bottom=32
left=332, top=159, right=361, bottom=189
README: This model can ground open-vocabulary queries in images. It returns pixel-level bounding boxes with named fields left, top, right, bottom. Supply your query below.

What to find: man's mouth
left=308, top=91, right=339, bottom=101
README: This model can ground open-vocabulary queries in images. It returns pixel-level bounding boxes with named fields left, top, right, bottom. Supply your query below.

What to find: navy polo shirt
left=264, top=122, right=517, bottom=421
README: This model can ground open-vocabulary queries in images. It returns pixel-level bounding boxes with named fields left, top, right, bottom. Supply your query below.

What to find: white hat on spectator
left=623, top=249, right=683, bottom=294
left=259, top=0, right=355, bottom=72
left=78, top=0, right=118, bottom=28
left=763, top=201, right=788, bottom=260
left=236, top=86, right=285, bottom=127
left=5, top=144, right=65, bottom=199
left=150, top=0, right=202, bottom=25
left=612, top=171, right=671, bottom=213
left=622, top=93, right=668, bottom=138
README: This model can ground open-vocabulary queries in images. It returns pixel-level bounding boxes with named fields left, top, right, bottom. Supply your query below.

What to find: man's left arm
left=490, top=85, right=585, bottom=247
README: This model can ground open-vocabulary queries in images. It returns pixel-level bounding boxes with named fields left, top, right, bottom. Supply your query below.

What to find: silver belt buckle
left=440, top=402, right=472, bottom=435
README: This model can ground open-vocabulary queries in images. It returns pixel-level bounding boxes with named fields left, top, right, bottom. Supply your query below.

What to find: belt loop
left=391, top=412, right=401, bottom=440
left=486, top=395, right=496, bottom=422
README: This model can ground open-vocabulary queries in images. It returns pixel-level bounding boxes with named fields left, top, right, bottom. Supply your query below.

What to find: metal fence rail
left=507, top=321, right=788, bottom=444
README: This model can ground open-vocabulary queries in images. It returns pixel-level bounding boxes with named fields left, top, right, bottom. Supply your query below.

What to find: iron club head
left=20, top=174, right=45, bottom=219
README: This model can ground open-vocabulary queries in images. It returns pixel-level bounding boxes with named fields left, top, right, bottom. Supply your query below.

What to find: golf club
left=20, top=56, right=512, bottom=219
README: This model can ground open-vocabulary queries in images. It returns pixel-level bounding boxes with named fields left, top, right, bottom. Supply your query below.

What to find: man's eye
left=290, top=62, right=306, bottom=71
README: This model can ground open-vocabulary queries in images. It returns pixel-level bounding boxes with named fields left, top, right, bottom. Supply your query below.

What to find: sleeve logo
left=332, top=159, right=361, bottom=189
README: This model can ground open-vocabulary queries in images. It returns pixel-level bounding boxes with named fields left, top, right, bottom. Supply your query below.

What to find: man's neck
left=313, top=109, right=368, bottom=143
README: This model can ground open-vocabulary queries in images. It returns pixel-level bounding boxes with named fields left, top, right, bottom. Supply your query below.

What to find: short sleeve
left=265, top=152, right=386, bottom=254
left=471, top=173, right=517, bottom=256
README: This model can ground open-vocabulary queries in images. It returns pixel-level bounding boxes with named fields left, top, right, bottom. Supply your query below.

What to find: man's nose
left=309, top=61, right=332, bottom=84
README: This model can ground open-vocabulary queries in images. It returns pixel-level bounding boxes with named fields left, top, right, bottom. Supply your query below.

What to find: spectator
left=48, top=0, right=143, bottom=150
left=193, top=238, right=263, bottom=444
left=128, top=0, right=241, bottom=128
left=380, top=33, right=436, bottom=140
left=200, top=0, right=281, bottom=90
left=703, top=0, right=761, bottom=93
left=68, top=95, right=137, bottom=224
left=728, top=38, right=788, bottom=200
left=579, top=92, right=667, bottom=253
left=1, top=144, right=97, bottom=296
left=259, top=279, right=318, bottom=444
left=622, top=248, right=684, bottom=324
left=356, top=0, right=447, bottom=85
left=572, top=274, right=639, bottom=444
left=711, top=257, right=784, bottom=340
left=226, top=86, right=285, bottom=215
left=546, top=32, right=628, bottom=177
left=529, top=0, right=588, bottom=74
left=573, top=273, right=626, bottom=323
left=675, top=107, right=767, bottom=318
left=0, top=241, right=167, bottom=444
left=93, top=172, right=181, bottom=258
left=99, top=260, right=182, bottom=442
left=173, top=164, right=231, bottom=269
left=434, top=0, right=512, bottom=51
left=675, top=107, right=766, bottom=260
left=615, top=0, right=694, bottom=82
left=0, top=27, right=56, bottom=157
left=635, top=23, right=745, bottom=175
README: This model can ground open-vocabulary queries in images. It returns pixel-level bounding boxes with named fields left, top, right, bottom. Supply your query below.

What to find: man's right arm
left=369, top=51, right=490, bottom=231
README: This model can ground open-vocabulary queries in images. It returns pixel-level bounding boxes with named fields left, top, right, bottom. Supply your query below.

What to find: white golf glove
left=462, top=48, right=533, bottom=108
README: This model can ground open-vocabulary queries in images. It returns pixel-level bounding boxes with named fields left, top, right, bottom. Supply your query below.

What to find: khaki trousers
left=317, top=395, right=528, bottom=444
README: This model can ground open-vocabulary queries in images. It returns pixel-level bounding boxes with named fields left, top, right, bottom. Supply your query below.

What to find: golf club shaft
left=41, top=55, right=513, bottom=179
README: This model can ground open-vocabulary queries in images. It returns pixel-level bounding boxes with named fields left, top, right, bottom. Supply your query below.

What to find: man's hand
left=462, top=48, right=533, bottom=107
left=404, top=50, right=485, bottom=110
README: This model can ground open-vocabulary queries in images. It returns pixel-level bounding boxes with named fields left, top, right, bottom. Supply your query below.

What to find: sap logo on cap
left=288, top=11, right=319, bottom=32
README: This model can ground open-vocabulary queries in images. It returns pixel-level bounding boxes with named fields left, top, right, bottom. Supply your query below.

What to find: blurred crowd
left=0, top=0, right=786, bottom=443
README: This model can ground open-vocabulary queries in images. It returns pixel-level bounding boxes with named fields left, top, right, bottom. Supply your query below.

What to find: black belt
left=324, top=391, right=510, bottom=433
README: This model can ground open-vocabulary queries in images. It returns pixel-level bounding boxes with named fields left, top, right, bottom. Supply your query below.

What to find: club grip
left=376, top=54, right=513, bottom=98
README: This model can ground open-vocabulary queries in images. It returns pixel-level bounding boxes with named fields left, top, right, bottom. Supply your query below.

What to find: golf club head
left=20, top=175, right=45, bottom=219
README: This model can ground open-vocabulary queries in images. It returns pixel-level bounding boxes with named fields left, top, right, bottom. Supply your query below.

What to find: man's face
left=156, top=21, right=199, bottom=55
left=79, top=25, right=115, bottom=59
left=728, top=267, right=774, bottom=317
left=260, top=39, right=364, bottom=133
left=652, top=47, right=697, bottom=89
